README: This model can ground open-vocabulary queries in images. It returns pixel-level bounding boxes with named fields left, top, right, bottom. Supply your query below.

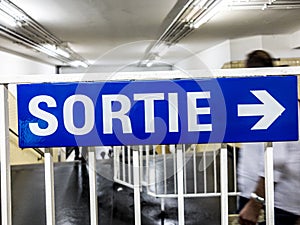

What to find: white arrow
left=237, top=90, right=285, bottom=130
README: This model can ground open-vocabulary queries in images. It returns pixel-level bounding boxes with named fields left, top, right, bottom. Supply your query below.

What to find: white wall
left=175, top=31, right=300, bottom=70
left=290, top=30, right=300, bottom=49
left=230, top=34, right=300, bottom=60
left=0, top=50, right=55, bottom=96
left=0, top=50, right=56, bottom=164
left=229, top=36, right=263, bottom=61
left=0, top=51, right=55, bottom=75
left=175, top=41, right=231, bottom=71
left=60, top=64, right=173, bottom=74
left=262, top=35, right=300, bottom=58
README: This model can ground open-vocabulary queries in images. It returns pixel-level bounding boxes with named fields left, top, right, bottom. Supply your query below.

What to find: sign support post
left=133, top=148, right=141, bottom=225
left=0, top=84, right=12, bottom=225
left=44, top=148, right=56, bottom=225
left=88, top=148, right=98, bottom=225
left=177, top=144, right=185, bottom=225
left=220, top=144, right=228, bottom=225
left=265, top=143, right=275, bottom=225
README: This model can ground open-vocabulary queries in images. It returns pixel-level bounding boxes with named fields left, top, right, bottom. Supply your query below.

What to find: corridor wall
left=0, top=49, right=56, bottom=164
left=176, top=32, right=300, bottom=70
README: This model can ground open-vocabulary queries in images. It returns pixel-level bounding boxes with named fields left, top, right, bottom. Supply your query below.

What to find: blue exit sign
left=17, top=76, right=298, bottom=147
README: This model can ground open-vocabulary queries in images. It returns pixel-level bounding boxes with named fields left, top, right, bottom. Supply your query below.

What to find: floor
left=10, top=157, right=237, bottom=225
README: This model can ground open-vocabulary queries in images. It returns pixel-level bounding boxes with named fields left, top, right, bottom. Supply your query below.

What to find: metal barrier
left=114, top=144, right=240, bottom=197
left=113, top=144, right=241, bottom=224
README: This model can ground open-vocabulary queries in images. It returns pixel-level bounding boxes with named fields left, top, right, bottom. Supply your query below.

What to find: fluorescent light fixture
left=140, top=59, right=150, bottom=66
left=43, top=44, right=71, bottom=58
left=140, top=59, right=155, bottom=67
left=0, top=10, right=17, bottom=26
left=39, top=46, right=57, bottom=58
left=0, top=0, right=88, bottom=66
left=55, top=48, right=70, bottom=58
left=0, top=0, right=25, bottom=24
left=192, top=0, right=228, bottom=29
left=193, top=0, right=210, bottom=8
left=70, top=60, right=89, bottom=68
left=149, top=43, right=170, bottom=59
left=184, top=4, right=202, bottom=21
left=143, top=0, right=300, bottom=67
left=228, top=0, right=300, bottom=10
left=146, top=61, right=153, bottom=67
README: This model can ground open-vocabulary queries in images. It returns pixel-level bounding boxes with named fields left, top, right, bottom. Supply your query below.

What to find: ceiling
left=1, top=0, right=300, bottom=70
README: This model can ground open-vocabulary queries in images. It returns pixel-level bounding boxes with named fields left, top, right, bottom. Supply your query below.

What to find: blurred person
left=237, top=50, right=274, bottom=213
left=237, top=143, right=264, bottom=212
left=245, top=50, right=274, bottom=68
left=238, top=50, right=300, bottom=225
left=239, top=123, right=300, bottom=225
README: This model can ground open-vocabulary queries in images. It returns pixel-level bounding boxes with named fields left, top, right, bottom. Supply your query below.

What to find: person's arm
left=239, top=177, right=265, bottom=225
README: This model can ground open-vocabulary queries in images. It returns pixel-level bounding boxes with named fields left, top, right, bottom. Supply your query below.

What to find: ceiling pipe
left=140, top=0, right=300, bottom=67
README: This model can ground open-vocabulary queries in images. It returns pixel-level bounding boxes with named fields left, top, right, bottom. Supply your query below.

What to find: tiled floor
left=10, top=158, right=236, bottom=225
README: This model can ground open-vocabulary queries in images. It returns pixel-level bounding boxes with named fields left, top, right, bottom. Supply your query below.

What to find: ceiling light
left=142, top=0, right=300, bottom=66
left=55, top=48, right=70, bottom=58
left=141, top=0, right=229, bottom=65
left=70, top=60, right=89, bottom=68
left=192, top=0, right=228, bottom=29
left=0, top=10, right=17, bottom=26
left=43, top=44, right=71, bottom=58
left=229, top=0, right=300, bottom=10
left=0, top=0, right=87, bottom=66
left=0, top=0, right=25, bottom=25
left=146, top=61, right=153, bottom=67
left=193, top=0, right=210, bottom=8
left=184, top=4, right=202, bottom=21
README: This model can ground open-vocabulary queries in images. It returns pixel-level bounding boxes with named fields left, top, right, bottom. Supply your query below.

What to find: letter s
left=28, top=95, right=58, bottom=136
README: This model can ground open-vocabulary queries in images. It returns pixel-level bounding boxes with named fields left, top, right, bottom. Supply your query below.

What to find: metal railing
left=113, top=144, right=240, bottom=201
left=113, top=144, right=241, bottom=224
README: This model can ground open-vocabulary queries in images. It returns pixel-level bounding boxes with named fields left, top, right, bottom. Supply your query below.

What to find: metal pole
left=154, top=145, right=157, bottom=194
left=0, top=84, right=12, bottom=225
left=139, top=145, right=143, bottom=185
left=122, top=146, right=125, bottom=181
left=220, top=144, right=228, bottom=225
left=233, top=145, right=237, bottom=193
left=213, top=150, right=217, bottom=193
left=146, top=145, right=150, bottom=192
left=45, top=149, right=56, bottom=225
left=183, top=144, right=187, bottom=194
left=203, top=150, right=207, bottom=193
left=171, top=145, right=177, bottom=194
left=88, top=149, right=98, bottom=225
left=113, top=146, right=119, bottom=181
left=128, top=146, right=132, bottom=184
left=193, top=145, right=197, bottom=194
left=161, top=198, right=165, bottom=212
left=177, top=144, right=185, bottom=224
left=133, top=149, right=141, bottom=225
left=162, top=145, right=167, bottom=194
left=265, top=143, right=275, bottom=225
